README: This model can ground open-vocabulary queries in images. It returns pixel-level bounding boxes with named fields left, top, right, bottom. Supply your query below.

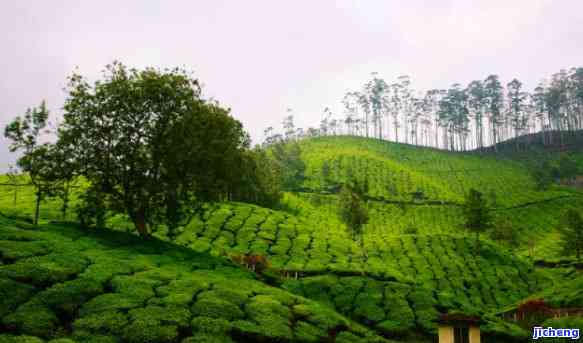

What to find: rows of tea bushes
left=299, top=137, right=574, bottom=206
left=0, top=215, right=391, bottom=343
left=146, top=203, right=548, bottom=323
left=284, top=190, right=582, bottom=261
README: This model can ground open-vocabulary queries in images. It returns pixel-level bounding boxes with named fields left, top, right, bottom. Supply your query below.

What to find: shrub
left=197, top=289, right=249, bottom=307
left=542, top=316, right=583, bottom=331
left=0, top=335, right=45, bottom=343
left=2, top=302, right=59, bottom=338
left=156, top=277, right=209, bottom=306
left=181, top=334, right=234, bottom=343
left=109, top=275, right=158, bottom=302
left=129, top=305, right=191, bottom=327
left=0, top=240, right=50, bottom=260
left=0, top=278, right=35, bottom=317
left=0, top=253, right=89, bottom=287
left=334, top=332, right=366, bottom=343
left=71, top=331, right=119, bottom=343
left=73, top=310, right=129, bottom=335
left=293, top=321, right=327, bottom=342
left=79, top=293, right=143, bottom=316
left=353, top=292, right=385, bottom=323
left=292, top=303, right=349, bottom=331
left=122, top=320, right=178, bottom=343
left=35, top=277, right=104, bottom=316
left=191, top=316, right=231, bottom=334
left=244, top=295, right=293, bottom=340
left=191, top=298, right=243, bottom=321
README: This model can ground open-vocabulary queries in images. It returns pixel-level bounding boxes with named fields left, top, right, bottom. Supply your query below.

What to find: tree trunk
left=34, top=190, right=41, bottom=226
left=133, top=207, right=149, bottom=238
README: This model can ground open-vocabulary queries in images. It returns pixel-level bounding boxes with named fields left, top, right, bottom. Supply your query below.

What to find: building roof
left=436, top=313, right=483, bottom=326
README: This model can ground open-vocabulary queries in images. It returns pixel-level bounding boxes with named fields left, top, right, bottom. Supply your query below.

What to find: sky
left=1, top=0, right=582, bottom=170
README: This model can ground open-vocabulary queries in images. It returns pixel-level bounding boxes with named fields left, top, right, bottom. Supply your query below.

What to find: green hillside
left=1, top=136, right=583, bottom=342
left=0, top=215, right=390, bottom=343
left=288, top=136, right=583, bottom=261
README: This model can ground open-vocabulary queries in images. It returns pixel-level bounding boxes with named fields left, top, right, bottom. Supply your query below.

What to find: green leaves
left=338, top=182, right=369, bottom=240
left=58, top=62, right=251, bottom=237
left=559, top=209, right=583, bottom=260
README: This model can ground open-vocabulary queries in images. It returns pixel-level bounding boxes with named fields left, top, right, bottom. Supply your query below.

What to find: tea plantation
left=1, top=136, right=583, bottom=342
left=0, top=215, right=392, bottom=343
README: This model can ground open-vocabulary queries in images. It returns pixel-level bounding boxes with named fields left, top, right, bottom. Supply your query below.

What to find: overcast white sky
left=1, top=1, right=582, bottom=169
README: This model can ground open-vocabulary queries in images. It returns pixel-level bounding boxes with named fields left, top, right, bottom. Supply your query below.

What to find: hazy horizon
left=1, top=0, right=582, bottom=170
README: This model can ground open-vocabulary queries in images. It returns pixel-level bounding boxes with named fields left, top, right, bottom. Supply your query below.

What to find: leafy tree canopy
left=58, top=61, right=250, bottom=237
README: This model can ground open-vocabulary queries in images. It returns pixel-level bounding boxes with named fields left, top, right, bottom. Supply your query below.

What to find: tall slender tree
left=4, top=101, right=55, bottom=225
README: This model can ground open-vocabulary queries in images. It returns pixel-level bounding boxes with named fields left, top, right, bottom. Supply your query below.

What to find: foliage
left=58, top=62, right=249, bottom=237
left=230, top=146, right=282, bottom=208
left=271, top=141, right=306, bottom=191
left=462, top=189, right=492, bottom=254
left=0, top=215, right=386, bottom=342
left=338, top=181, right=369, bottom=240
left=489, top=218, right=521, bottom=248
left=3, top=101, right=60, bottom=225
left=559, top=209, right=583, bottom=260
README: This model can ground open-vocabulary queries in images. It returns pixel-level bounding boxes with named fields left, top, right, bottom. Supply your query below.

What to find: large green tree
left=59, top=62, right=249, bottom=237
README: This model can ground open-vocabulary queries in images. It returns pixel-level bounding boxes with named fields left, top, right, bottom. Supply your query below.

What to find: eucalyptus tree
left=438, top=84, right=469, bottom=151
left=467, top=80, right=487, bottom=149
left=398, top=75, right=412, bottom=143
left=356, top=91, right=371, bottom=138
left=330, top=118, right=339, bottom=136
left=263, top=126, right=276, bottom=147
left=390, top=82, right=402, bottom=142
left=419, top=91, right=435, bottom=146
left=306, top=127, right=320, bottom=137
left=546, top=72, right=570, bottom=144
left=320, top=107, right=333, bottom=136
left=423, top=89, right=443, bottom=148
left=342, top=92, right=359, bottom=135
left=282, top=108, right=296, bottom=141
left=506, top=79, right=529, bottom=147
left=570, top=67, right=583, bottom=130
left=411, top=96, right=425, bottom=145
left=533, top=82, right=550, bottom=144
left=483, top=75, right=504, bottom=149
left=364, top=73, right=389, bottom=140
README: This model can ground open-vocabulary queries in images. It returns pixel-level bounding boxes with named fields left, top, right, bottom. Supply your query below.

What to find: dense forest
left=264, top=67, right=583, bottom=152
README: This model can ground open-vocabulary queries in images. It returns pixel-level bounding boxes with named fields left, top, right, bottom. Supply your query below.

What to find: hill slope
left=287, top=136, right=583, bottom=260
left=2, top=136, right=583, bottom=341
left=0, top=215, right=390, bottom=343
